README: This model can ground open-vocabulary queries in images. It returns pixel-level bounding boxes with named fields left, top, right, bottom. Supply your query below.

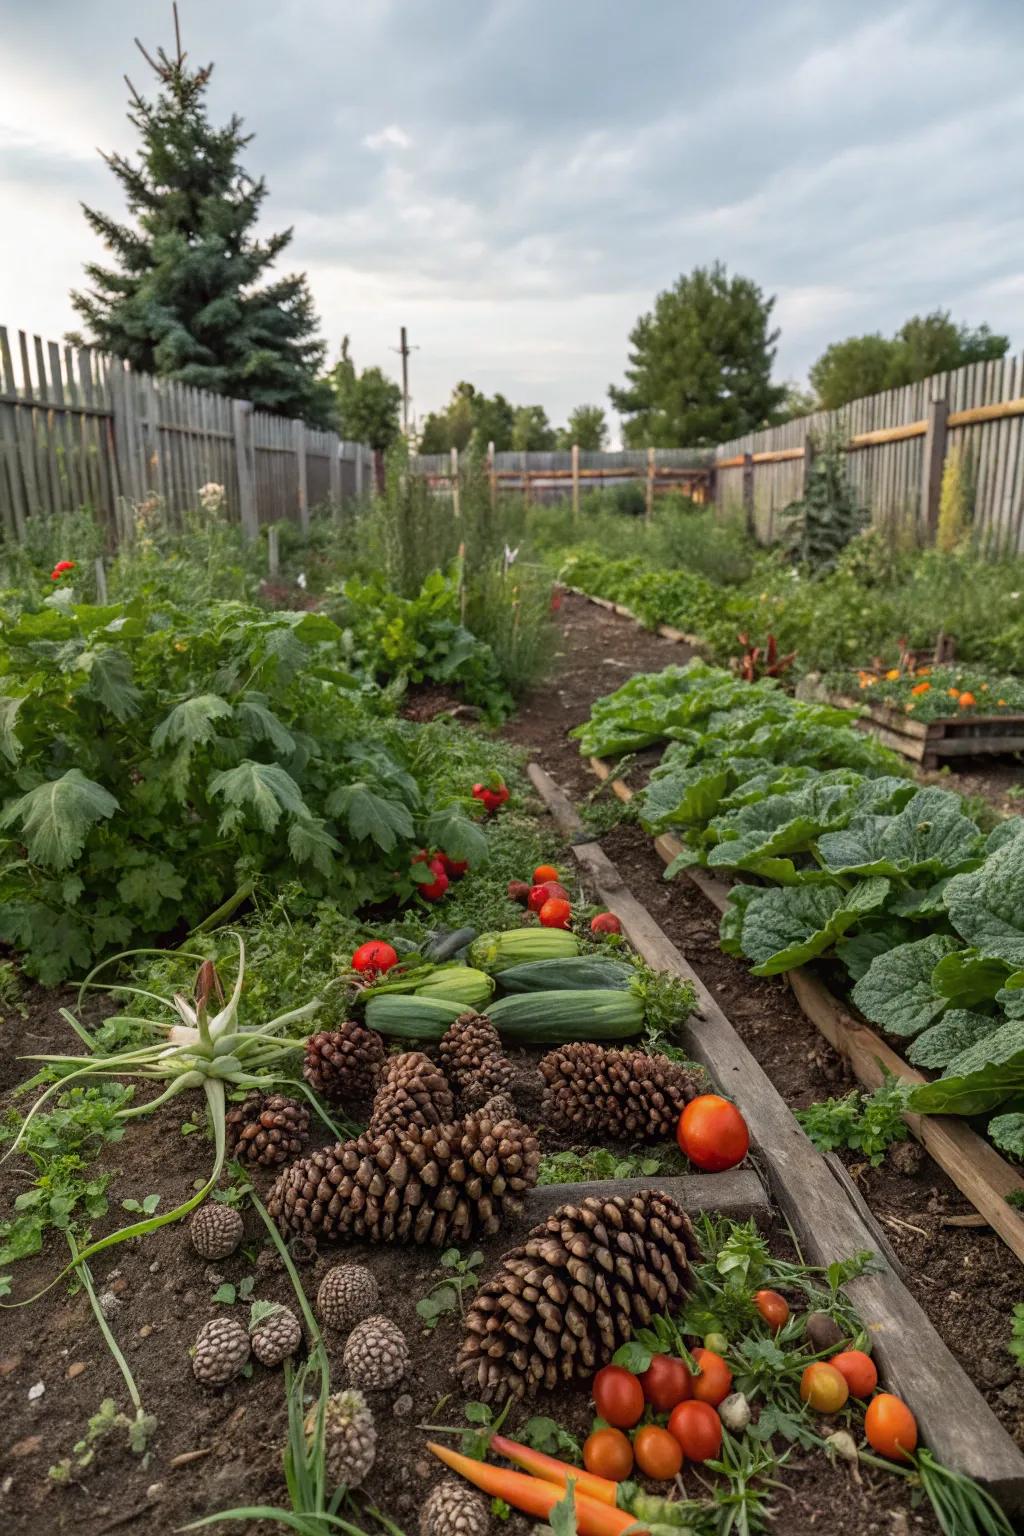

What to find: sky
left=1, top=0, right=1022, bottom=443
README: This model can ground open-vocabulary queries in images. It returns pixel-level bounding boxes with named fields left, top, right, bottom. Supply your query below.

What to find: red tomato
left=438, top=852, right=469, bottom=879
left=754, top=1290, right=789, bottom=1331
left=350, top=940, right=398, bottom=977
left=639, top=1354, right=692, bottom=1413
left=799, top=1362, right=849, bottom=1414
left=592, top=1365, right=645, bottom=1429
left=583, top=1427, right=633, bottom=1481
left=632, top=1425, right=683, bottom=1481
left=590, top=912, right=622, bottom=936
left=539, top=897, right=572, bottom=929
left=412, top=852, right=449, bottom=902
left=865, top=1393, right=917, bottom=1461
left=667, top=1400, right=721, bottom=1463
left=528, top=881, right=569, bottom=913
left=690, top=1349, right=732, bottom=1407
left=676, top=1095, right=750, bottom=1172
left=473, top=782, right=509, bottom=814
left=829, top=1349, right=877, bottom=1399
left=533, top=864, right=560, bottom=884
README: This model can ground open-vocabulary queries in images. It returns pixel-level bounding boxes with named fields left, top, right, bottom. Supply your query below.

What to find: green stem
left=117, top=1073, right=200, bottom=1119
left=193, top=879, right=256, bottom=934
left=67, top=1232, right=143, bottom=1413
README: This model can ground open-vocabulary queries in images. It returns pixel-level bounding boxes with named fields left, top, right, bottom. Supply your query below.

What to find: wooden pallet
left=528, top=761, right=1024, bottom=1511
left=827, top=691, right=1024, bottom=769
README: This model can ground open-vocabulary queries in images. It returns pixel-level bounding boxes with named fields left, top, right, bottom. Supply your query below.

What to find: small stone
left=110, top=1277, right=129, bottom=1295
left=139, top=1324, right=155, bottom=1339
left=66, top=1362, right=86, bottom=1380
left=146, top=1482, right=165, bottom=1501
left=27, top=1381, right=45, bottom=1401
left=204, top=1266, right=225, bottom=1287
left=11, top=1436, right=43, bottom=1458
left=392, top=1394, right=413, bottom=1419
left=0, top=1357, right=21, bottom=1376
left=98, top=1291, right=121, bottom=1318
left=414, top=1460, right=432, bottom=1479
left=149, top=1261, right=161, bottom=1274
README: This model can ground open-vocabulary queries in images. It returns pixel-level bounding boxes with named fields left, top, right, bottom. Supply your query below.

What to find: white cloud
left=362, top=124, right=413, bottom=152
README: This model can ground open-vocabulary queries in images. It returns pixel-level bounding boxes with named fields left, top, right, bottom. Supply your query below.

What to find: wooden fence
left=715, top=352, right=1024, bottom=552
left=411, top=445, right=715, bottom=516
left=0, top=325, right=373, bottom=546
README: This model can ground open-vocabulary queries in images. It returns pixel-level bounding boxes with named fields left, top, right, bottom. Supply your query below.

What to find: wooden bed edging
left=527, top=761, right=1024, bottom=1510
left=563, top=587, right=701, bottom=647
left=587, top=755, right=1024, bottom=1266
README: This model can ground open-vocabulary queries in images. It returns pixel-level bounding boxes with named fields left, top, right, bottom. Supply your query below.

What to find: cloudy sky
left=1, top=0, right=1022, bottom=440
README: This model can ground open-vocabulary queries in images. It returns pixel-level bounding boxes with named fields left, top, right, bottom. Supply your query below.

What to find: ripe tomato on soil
left=690, top=1348, right=732, bottom=1406
left=350, top=940, right=398, bottom=977
left=829, top=1349, right=878, bottom=1398
left=667, top=1399, right=722, bottom=1462
left=633, top=1425, right=683, bottom=1480
left=533, top=864, right=560, bottom=884
left=676, top=1094, right=750, bottom=1171
left=800, top=1362, right=849, bottom=1414
left=412, top=851, right=449, bottom=902
left=865, top=1393, right=917, bottom=1460
left=639, top=1353, right=692, bottom=1412
left=583, top=1427, right=633, bottom=1481
left=539, top=897, right=572, bottom=929
left=592, top=1364, right=645, bottom=1428
left=528, top=881, right=569, bottom=912
left=753, top=1289, right=789, bottom=1331
left=590, top=912, right=622, bottom=936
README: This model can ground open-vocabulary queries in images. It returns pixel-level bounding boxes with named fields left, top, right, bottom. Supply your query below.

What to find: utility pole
left=392, top=326, right=418, bottom=438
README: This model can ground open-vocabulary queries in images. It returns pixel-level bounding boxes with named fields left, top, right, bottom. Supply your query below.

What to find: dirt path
left=502, top=592, right=1024, bottom=1450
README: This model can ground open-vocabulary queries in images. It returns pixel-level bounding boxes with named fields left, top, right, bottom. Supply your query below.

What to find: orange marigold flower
left=958, top=691, right=977, bottom=709
left=885, top=668, right=900, bottom=681
left=916, top=666, right=931, bottom=677
left=911, top=681, right=931, bottom=696
left=998, top=698, right=1007, bottom=707
left=981, top=683, right=989, bottom=691
left=947, top=688, right=960, bottom=699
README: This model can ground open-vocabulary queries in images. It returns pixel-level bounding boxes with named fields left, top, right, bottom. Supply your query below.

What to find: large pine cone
left=456, top=1189, right=699, bottom=1403
left=303, top=1021, right=385, bottom=1106
left=314, top=1389, right=377, bottom=1490
left=421, top=1479, right=490, bottom=1536
left=368, top=1051, right=454, bottom=1136
left=226, top=1091, right=311, bottom=1167
left=268, top=1108, right=540, bottom=1249
left=440, top=1011, right=515, bottom=1110
left=540, top=1043, right=702, bottom=1142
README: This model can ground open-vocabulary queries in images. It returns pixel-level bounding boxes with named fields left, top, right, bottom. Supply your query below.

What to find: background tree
left=511, top=404, right=556, bottom=451
left=70, top=21, right=332, bottom=425
left=327, top=338, right=401, bottom=450
left=556, top=404, right=608, bottom=450
left=809, top=311, right=1009, bottom=410
left=609, top=262, right=785, bottom=447
left=808, top=335, right=894, bottom=411
left=418, top=382, right=515, bottom=453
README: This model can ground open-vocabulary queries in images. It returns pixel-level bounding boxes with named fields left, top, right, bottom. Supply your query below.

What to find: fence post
left=802, top=434, right=816, bottom=492
left=521, top=450, right=530, bottom=505
left=328, top=434, right=341, bottom=510
left=645, top=446, right=655, bottom=520
left=920, top=397, right=948, bottom=541
left=355, top=442, right=364, bottom=499
left=232, top=399, right=257, bottom=540
left=94, top=556, right=108, bottom=603
left=742, top=452, right=755, bottom=537
left=488, top=440, right=496, bottom=510
left=571, top=443, right=580, bottom=521
left=268, top=524, right=279, bottom=577
left=451, top=446, right=461, bottom=520
left=293, top=418, right=309, bottom=532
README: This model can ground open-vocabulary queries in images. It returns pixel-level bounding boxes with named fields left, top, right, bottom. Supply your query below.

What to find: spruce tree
left=70, top=15, right=333, bottom=426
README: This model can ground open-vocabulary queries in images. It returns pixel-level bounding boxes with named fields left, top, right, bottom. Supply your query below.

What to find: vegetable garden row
left=2, top=497, right=1024, bottom=1536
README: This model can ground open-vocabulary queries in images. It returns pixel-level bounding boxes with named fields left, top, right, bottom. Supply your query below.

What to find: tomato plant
left=633, top=1425, right=683, bottom=1480
left=592, top=1364, right=645, bottom=1428
left=412, top=851, right=449, bottom=902
left=667, top=1400, right=722, bottom=1462
left=472, top=780, right=509, bottom=814
left=800, top=1362, right=849, bottom=1414
left=539, top=897, right=572, bottom=929
left=676, top=1094, right=750, bottom=1172
left=690, top=1348, right=732, bottom=1406
left=639, top=1354, right=692, bottom=1412
left=351, top=940, right=398, bottom=977
left=583, top=1427, right=633, bottom=1481
left=829, top=1349, right=877, bottom=1398
left=865, top=1393, right=917, bottom=1461
left=753, top=1289, right=789, bottom=1331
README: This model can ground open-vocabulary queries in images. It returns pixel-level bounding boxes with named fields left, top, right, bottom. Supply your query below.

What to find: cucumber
left=486, top=988, right=644, bottom=1043
left=497, top=956, right=635, bottom=993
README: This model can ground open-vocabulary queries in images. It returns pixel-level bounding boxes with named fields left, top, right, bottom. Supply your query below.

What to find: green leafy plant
left=795, top=1078, right=910, bottom=1165
left=537, top=1145, right=685, bottom=1186
left=780, top=429, right=867, bottom=576
left=415, top=1247, right=484, bottom=1331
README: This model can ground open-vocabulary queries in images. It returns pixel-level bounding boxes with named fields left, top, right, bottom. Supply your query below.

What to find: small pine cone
left=343, top=1314, right=410, bottom=1389
left=368, top=1051, right=455, bottom=1136
left=190, top=1202, right=243, bottom=1260
left=439, top=1011, right=515, bottom=1110
left=421, top=1478, right=490, bottom=1536
left=249, top=1303, right=303, bottom=1366
left=192, top=1316, right=250, bottom=1386
left=479, top=1091, right=517, bottom=1123
left=317, top=1264, right=380, bottom=1332
left=313, top=1388, right=377, bottom=1490
left=226, top=1091, right=311, bottom=1168
left=304, top=1021, right=385, bottom=1105
left=540, top=1042, right=702, bottom=1142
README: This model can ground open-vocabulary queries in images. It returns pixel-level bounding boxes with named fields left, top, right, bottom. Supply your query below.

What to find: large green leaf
left=234, top=697, right=296, bottom=755
left=0, top=770, right=119, bottom=870
left=327, top=781, right=415, bottom=853
left=738, top=878, right=890, bottom=976
left=908, top=1015, right=1024, bottom=1117
left=287, top=817, right=341, bottom=877
left=908, top=1009, right=1001, bottom=1070
left=944, top=836, right=1024, bottom=966
left=988, top=1112, right=1024, bottom=1160
left=640, top=766, right=730, bottom=833
left=817, top=788, right=983, bottom=880
left=208, top=760, right=308, bottom=834
left=931, top=948, right=1012, bottom=1009
left=706, top=776, right=857, bottom=871
left=76, top=647, right=142, bottom=722
left=421, top=806, right=489, bottom=867
left=0, top=697, right=23, bottom=766
left=152, top=693, right=233, bottom=752
left=850, top=933, right=960, bottom=1037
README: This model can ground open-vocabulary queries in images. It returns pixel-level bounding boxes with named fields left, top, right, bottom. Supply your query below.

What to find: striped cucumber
left=496, top=956, right=635, bottom=994
left=486, top=988, right=644, bottom=1043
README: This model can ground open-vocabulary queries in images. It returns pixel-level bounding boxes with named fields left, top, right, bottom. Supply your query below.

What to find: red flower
left=50, top=560, right=76, bottom=580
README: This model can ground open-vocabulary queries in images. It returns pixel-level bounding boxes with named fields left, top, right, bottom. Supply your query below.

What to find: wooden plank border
left=527, top=761, right=1024, bottom=1509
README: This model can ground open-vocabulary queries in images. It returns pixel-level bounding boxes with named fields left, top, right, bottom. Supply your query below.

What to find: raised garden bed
left=825, top=691, right=1024, bottom=770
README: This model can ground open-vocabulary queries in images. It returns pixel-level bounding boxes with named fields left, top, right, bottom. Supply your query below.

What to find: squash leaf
left=817, top=787, right=984, bottom=880
left=944, top=837, right=1024, bottom=968
left=735, top=878, right=890, bottom=976
left=0, top=769, right=119, bottom=871
left=850, top=933, right=960, bottom=1037
left=908, top=1009, right=1001, bottom=1070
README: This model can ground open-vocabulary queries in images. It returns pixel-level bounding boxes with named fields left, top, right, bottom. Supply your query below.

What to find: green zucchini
left=486, top=988, right=644, bottom=1043
left=364, top=995, right=466, bottom=1042
left=468, top=928, right=581, bottom=974
left=497, top=956, right=635, bottom=994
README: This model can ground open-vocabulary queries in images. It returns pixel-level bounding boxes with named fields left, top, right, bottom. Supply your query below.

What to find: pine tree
left=70, top=12, right=333, bottom=426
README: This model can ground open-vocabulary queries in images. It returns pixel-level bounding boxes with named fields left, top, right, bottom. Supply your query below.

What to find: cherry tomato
left=703, top=1332, right=729, bottom=1355
left=533, top=864, right=560, bottom=884
left=350, top=940, right=398, bottom=977
left=438, top=852, right=469, bottom=879
left=592, top=1364, right=645, bottom=1429
left=528, top=881, right=569, bottom=913
left=638, top=1354, right=692, bottom=1412
left=800, top=1362, right=849, bottom=1414
left=590, top=912, right=622, bottom=936
left=865, top=1393, right=917, bottom=1461
left=667, top=1399, right=722, bottom=1462
left=829, top=1349, right=877, bottom=1399
left=539, top=897, right=573, bottom=929
left=583, top=1427, right=633, bottom=1481
left=676, top=1095, right=750, bottom=1172
left=754, top=1289, right=789, bottom=1332
left=691, top=1348, right=732, bottom=1407
left=633, top=1425, right=683, bottom=1481
left=412, top=852, right=449, bottom=902
left=472, top=781, right=509, bottom=815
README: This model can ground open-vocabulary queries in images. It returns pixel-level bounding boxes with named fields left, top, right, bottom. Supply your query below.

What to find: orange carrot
left=427, top=1442, right=646, bottom=1535
left=489, top=1432, right=617, bottom=1505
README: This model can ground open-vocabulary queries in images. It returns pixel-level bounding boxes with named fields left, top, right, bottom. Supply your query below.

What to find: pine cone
left=192, top=1316, right=250, bottom=1386
left=268, top=1107, right=540, bottom=1249
left=479, top=1092, right=517, bottom=1123
left=456, top=1189, right=700, bottom=1403
left=304, top=1021, right=385, bottom=1105
left=421, top=1479, right=490, bottom=1536
left=226, top=1091, right=311, bottom=1167
left=343, top=1314, right=410, bottom=1389
left=440, top=1011, right=515, bottom=1110
left=540, top=1043, right=702, bottom=1142
left=368, top=1051, right=455, bottom=1136
left=312, top=1389, right=377, bottom=1490
left=317, top=1264, right=380, bottom=1332
left=190, top=1202, right=243, bottom=1260
left=249, top=1303, right=303, bottom=1366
